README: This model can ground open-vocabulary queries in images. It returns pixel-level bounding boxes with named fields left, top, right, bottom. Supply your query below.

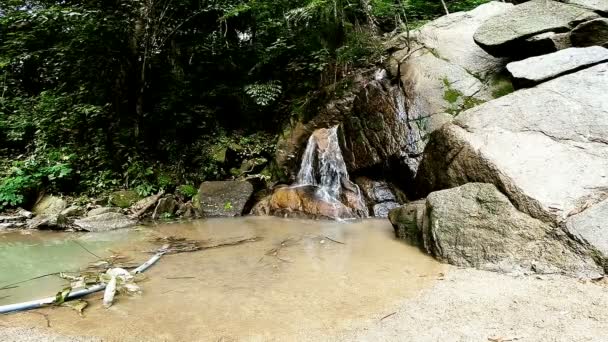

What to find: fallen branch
left=166, top=276, right=196, bottom=280
left=0, top=273, right=63, bottom=291
left=263, top=238, right=300, bottom=263
left=204, top=237, right=261, bottom=250
left=129, top=190, right=165, bottom=220
left=380, top=312, right=397, bottom=321
left=323, top=236, right=345, bottom=245
left=154, top=236, right=261, bottom=255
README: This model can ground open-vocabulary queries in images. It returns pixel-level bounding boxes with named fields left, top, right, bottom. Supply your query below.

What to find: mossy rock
left=109, top=190, right=141, bottom=208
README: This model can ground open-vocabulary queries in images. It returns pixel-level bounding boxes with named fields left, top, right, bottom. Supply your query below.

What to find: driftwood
left=129, top=190, right=165, bottom=219
left=153, top=236, right=260, bottom=255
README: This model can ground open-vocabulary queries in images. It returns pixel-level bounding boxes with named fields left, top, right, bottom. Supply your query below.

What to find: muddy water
left=0, top=217, right=443, bottom=341
left=0, top=229, right=152, bottom=305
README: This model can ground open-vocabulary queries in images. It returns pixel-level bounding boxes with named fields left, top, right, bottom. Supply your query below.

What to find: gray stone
left=0, top=222, right=25, bottom=229
left=176, top=202, right=197, bottom=219
left=389, top=200, right=426, bottom=244
left=566, top=199, right=608, bottom=260
left=559, top=0, right=608, bottom=14
left=521, top=31, right=572, bottom=56
left=473, top=0, right=598, bottom=57
left=87, top=207, right=121, bottom=217
left=415, top=63, right=608, bottom=267
left=196, top=181, right=254, bottom=217
left=507, top=46, right=608, bottom=86
left=17, top=209, right=33, bottom=219
left=356, top=177, right=399, bottom=203
left=415, top=183, right=602, bottom=277
left=0, top=215, right=26, bottom=223
left=571, top=18, right=608, bottom=48
left=32, top=196, right=67, bottom=217
left=152, top=195, right=178, bottom=219
left=413, top=1, right=513, bottom=77
left=372, top=202, right=402, bottom=219
left=61, top=205, right=85, bottom=218
left=109, top=190, right=141, bottom=208
left=74, top=212, right=137, bottom=232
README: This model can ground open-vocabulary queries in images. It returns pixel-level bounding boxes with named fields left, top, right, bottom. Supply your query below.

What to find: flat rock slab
left=74, top=212, right=136, bottom=232
left=196, top=181, right=254, bottom=217
left=414, top=1, right=512, bottom=77
left=416, top=63, right=608, bottom=261
left=474, top=0, right=598, bottom=57
left=560, top=0, right=608, bottom=14
left=507, top=46, right=608, bottom=86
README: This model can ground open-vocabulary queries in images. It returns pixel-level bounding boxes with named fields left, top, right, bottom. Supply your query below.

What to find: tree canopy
left=0, top=0, right=487, bottom=208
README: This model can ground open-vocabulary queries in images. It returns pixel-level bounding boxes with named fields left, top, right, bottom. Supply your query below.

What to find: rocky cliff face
left=390, top=0, right=608, bottom=277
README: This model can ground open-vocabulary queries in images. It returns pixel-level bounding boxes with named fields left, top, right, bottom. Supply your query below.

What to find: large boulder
left=411, top=1, right=513, bottom=77
left=251, top=185, right=358, bottom=219
left=391, top=183, right=602, bottom=277
left=506, top=46, right=608, bottom=87
left=32, top=195, right=67, bottom=217
left=571, top=18, right=608, bottom=48
left=109, top=190, right=141, bottom=209
left=473, top=0, right=599, bottom=57
left=415, top=63, right=608, bottom=265
left=196, top=181, right=254, bottom=217
left=74, top=212, right=137, bottom=232
left=152, top=195, right=178, bottom=219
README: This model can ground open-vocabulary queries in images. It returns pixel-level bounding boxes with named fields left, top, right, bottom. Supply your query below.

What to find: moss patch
left=490, top=74, right=515, bottom=99
left=442, top=77, right=485, bottom=116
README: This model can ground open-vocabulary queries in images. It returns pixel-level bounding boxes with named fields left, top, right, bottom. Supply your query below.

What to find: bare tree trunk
left=440, top=0, right=450, bottom=15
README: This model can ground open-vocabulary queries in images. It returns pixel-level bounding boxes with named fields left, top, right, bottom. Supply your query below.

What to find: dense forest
left=0, top=0, right=488, bottom=209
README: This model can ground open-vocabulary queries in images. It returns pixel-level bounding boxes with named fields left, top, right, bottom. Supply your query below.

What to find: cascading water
left=296, top=126, right=348, bottom=199
left=294, top=126, right=367, bottom=217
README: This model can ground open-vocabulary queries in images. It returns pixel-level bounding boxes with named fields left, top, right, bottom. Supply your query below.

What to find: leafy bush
left=177, top=184, right=198, bottom=199
left=0, top=150, right=73, bottom=209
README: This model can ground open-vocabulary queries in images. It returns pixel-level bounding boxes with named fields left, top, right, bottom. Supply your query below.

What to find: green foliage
left=177, top=184, right=198, bottom=199
left=0, top=150, right=73, bottom=209
left=244, top=81, right=283, bottom=106
left=0, top=0, right=489, bottom=208
left=224, top=201, right=233, bottom=211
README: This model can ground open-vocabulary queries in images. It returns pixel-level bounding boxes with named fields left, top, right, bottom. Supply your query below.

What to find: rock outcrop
left=506, top=46, right=608, bottom=87
left=390, top=184, right=602, bottom=277
left=571, top=18, right=608, bottom=47
left=415, top=62, right=608, bottom=268
left=356, top=177, right=406, bottom=217
left=32, top=196, right=67, bottom=217
left=251, top=185, right=358, bottom=219
left=474, top=0, right=599, bottom=57
left=196, top=181, right=254, bottom=217
left=276, top=2, right=515, bottom=183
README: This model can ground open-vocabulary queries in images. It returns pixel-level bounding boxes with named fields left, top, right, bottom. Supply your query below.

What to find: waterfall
left=393, top=87, right=408, bottom=122
left=295, top=126, right=367, bottom=217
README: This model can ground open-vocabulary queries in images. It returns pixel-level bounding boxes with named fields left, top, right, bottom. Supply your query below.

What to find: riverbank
left=2, top=267, right=608, bottom=341
left=1, top=217, right=608, bottom=341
